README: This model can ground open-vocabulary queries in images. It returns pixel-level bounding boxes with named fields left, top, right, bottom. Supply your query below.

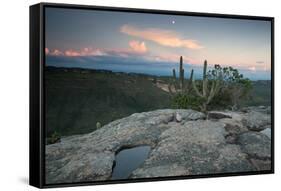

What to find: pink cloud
left=106, top=41, right=148, bottom=57
left=65, top=50, right=80, bottom=57
left=129, top=40, right=147, bottom=54
left=248, top=66, right=256, bottom=71
left=50, top=49, right=64, bottom=56
left=45, top=45, right=201, bottom=66
left=45, top=47, right=108, bottom=57
left=120, top=25, right=203, bottom=50
left=79, top=48, right=107, bottom=56
left=46, top=41, right=148, bottom=58
left=45, top=48, right=49, bottom=55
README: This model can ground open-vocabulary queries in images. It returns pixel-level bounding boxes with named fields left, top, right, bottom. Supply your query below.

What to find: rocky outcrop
left=242, top=110, right=271, bottom=131
left=131, top=120, right=253, bottom=178
left=208, top=111, right=232, bottom=119
left=260, top=128, right=271, bottom=139
left=46, top=107, right=272, bottom=184
left=237, top=132, right=271, bottom=159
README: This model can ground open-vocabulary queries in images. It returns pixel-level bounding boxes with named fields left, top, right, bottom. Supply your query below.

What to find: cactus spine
left=192, top=60, right=221, bottom=112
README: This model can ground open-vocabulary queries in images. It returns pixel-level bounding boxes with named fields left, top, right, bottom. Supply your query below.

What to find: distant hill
left=45, top=66, right=271, bottom=137
left=45, top=67, right=170, bottom=137
left=245, top=80, right=271, bottom=106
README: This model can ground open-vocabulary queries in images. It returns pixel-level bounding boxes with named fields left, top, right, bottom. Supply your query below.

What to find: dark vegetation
left=46, top=131, right=61, bottom=144
left=45, top=67, right=170, bottom=138
left=168, top=57, right=254, bottom=112
left=45, top=63, right=271, bottom=141
left=245, top=80, right=271, bottom=106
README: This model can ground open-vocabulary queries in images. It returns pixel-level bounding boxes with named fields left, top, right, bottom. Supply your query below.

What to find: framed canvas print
left=30, top=3, right=274, bottom=188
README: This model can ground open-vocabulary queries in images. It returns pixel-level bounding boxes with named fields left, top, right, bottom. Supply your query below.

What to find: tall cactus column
left=202, top=60, right=208, bottom=97
left=179, top=56, right=184, bottom=89
left=168, top=56, right=193, bottom=95
left=192, top=60, right=221, bottom=112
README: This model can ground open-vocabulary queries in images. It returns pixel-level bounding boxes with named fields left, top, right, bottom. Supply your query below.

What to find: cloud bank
left=46, top=40, right=148, bottom=58
left=129, top=40, right=147, bottom=53
left=120, top=25, right=204, bottom=50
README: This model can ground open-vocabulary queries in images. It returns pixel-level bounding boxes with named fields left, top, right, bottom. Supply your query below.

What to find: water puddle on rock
left=111, top=145, right=151, bottom=180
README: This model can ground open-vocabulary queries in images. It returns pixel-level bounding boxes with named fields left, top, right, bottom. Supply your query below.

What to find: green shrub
left=208, top=89, right=232, bottom=110
left=171, top=93, right=203, bottom=110
left=169, top=58, right=253, bottom=112
left=96, top=122, right=102, bottom=129
left=207, top=66, right=253, bottom=110
left=47, top=131, right=61, bottom=145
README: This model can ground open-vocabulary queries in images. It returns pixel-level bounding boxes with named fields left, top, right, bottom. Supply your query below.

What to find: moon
left=172, top=20, right=176, bottom=24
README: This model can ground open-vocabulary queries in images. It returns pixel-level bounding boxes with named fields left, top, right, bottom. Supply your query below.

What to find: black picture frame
left=30, top=2, right=274, bottom=188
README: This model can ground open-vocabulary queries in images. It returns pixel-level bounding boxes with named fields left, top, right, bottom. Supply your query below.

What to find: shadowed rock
left=250, top=159, right=271, bottom=171
left=208, top=111, right=232, bottom=120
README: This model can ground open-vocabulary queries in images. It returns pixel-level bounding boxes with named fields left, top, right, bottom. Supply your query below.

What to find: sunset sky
left=45, top=7, right=272, bottom=80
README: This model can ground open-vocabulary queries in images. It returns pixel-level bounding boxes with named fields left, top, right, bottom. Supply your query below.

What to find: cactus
left=168, top=56, right=193, bottom=95
left=179, top=56, right=184, bottom=89
left=96, top=122, right=101, bottom=129
left=192, top=60, right=221, bottom=112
